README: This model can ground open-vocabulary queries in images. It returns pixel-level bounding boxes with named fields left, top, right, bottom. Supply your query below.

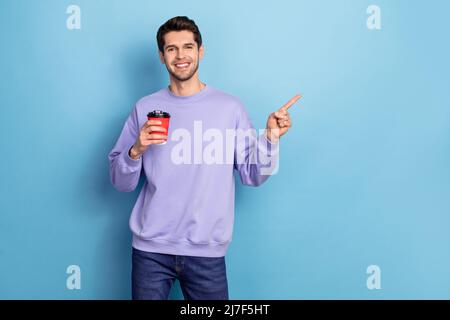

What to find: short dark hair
left=156, top=16, right=202, bottom=53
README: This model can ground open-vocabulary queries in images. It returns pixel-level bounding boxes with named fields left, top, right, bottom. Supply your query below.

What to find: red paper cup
left=147, top=110, right=170, bottom=144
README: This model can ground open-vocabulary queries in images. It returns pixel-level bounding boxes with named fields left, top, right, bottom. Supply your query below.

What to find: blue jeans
left=131, top=247, right=229, bottom=300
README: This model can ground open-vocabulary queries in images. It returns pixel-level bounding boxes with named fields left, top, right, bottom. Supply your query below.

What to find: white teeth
left=176, top=63, right=189, bottom=68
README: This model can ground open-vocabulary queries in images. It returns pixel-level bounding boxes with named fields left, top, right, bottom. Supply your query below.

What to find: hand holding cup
left=129, top=110, right=171, bottom=159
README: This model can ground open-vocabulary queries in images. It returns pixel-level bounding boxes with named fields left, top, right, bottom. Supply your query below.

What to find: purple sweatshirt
left=108, top=85, right=279, bottom=257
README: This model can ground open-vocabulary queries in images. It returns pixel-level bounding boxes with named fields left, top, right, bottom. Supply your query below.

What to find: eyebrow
left=165, top=42, right=196, bottom=50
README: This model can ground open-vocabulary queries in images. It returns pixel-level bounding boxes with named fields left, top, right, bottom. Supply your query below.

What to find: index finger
left=145, top=119, right=162, bottom=126
left=280, top=94, right=302, bottom=111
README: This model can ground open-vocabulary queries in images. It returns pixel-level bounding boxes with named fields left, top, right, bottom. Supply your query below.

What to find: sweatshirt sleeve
left=233, top=101, right=280, bottom=187
left=108, top=104, right=142, bottom=192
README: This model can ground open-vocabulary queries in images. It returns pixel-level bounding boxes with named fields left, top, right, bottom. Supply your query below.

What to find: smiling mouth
left=174, top=62, right=190, bottom=70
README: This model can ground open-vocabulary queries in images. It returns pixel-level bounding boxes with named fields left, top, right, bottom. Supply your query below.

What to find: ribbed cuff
left=258, top=132, right=280, bottom=156
left=121, top=145, right=142, bottom=168
left=257, top=132, right=279, bottom=176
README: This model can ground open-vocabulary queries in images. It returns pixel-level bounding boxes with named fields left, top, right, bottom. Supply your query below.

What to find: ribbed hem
left=132, top=235, right=230, bottom=258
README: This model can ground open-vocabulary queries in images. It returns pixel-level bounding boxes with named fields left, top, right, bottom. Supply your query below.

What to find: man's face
left=159, top=30, right=204, bottom=82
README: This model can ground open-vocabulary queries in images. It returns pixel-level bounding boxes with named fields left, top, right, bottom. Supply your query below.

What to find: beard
left=166, top=60, right=199, bottom=82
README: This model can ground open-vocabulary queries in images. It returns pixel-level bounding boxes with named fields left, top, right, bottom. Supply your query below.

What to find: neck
left=168, top=75, right=205, bottom=97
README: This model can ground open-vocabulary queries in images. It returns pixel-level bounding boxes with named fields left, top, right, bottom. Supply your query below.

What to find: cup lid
left=147, top=110, right=170, bottom=118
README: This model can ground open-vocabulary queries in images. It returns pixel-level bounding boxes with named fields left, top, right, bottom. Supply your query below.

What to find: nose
left=176, top=48, right=186, bottom=59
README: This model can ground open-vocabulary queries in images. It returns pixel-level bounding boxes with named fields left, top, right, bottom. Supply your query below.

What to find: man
left=108, top=16, right=300, bottom=300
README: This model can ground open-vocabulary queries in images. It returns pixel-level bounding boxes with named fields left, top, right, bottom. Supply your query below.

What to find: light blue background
left=0, top=0, right=449, bottom=299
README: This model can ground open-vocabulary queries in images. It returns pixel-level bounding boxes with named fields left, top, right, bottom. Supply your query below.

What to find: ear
left=159, top=51, right=165, bottom=64
left=199, top=45, right=205, bottom=60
